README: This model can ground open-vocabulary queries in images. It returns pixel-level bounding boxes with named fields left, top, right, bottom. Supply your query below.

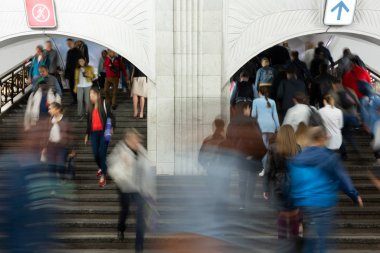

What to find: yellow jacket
left=74, top=65, right=95, bottom=93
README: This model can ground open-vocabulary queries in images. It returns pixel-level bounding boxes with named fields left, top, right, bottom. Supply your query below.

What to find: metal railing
left=0, top=57, right=32, bottom=114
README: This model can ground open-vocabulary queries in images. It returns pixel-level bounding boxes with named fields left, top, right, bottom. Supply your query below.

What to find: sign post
left=324, top=0, right=357, bottom=26
left=25, top=0, right=57, bottom=28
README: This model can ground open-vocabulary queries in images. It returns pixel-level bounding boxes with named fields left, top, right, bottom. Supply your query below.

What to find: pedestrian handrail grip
left=0, top=56, right=33, bottom=114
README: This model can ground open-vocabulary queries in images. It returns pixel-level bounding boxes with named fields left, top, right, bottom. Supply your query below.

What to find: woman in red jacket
left=342, top=63, right=371, bottom=99
left=84, top=87, right=115, bottom=187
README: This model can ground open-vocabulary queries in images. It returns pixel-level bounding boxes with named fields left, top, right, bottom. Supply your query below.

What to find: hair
left=101, top=49, right=107, bottom=56
left=124, top=128, right=143, bottom=142
left=343, top=48, right=351, bottom=57
left=319, top=63, right=329, bottom=74
left=36, top=45, right=43, bottom=52
left=240, top=71, right=249, bottom=79
left=49, top=102, right=63, bottom=113
left=213, top=118, right=225, bottom=131
left=324, top=94, right=335, bottom=107
left=306, top=126, right=327, bottom=144
left=331, top=77, right=341, bottom=84
left=67, top=38, right=74, bottom=42
left=89, top=86, right=102, bottom=111
left=45, top=40, right=52, bottom=45
left=236, top=102, right=251, bottom=115
left=261, top=57, right=270, bottom=63
left=78, top=56, right=88, bottom=67
left=259, top=86, right=271, bottom=108
left=295, top=122, right=308, bottom=148
left=38, top=65, right=49, bottom=70
left=318, top=41, right=324, bottom=47
left=276, top=125, right=299, bottom=158
left=293, top=92, right=306, bottom=104
left=291, top=51, right=299, bottom=59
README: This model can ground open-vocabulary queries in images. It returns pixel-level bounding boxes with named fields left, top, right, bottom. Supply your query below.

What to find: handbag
left=103, top=100, right=112, bottom=142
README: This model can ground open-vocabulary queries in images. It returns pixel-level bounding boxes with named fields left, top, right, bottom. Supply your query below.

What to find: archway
left=0, top=0, right=155, bottom=80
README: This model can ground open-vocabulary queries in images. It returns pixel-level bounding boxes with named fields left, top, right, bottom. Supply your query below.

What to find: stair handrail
left=0, top=56, right=33, bottom=114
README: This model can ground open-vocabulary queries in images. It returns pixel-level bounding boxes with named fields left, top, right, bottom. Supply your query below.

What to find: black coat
left=65, top=48, right=83, bottom=78
left=86, top=100, right=116, bottom=135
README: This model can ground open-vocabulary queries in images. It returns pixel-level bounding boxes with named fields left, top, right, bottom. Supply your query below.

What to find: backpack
left=308, top=106, right=324, bottom=127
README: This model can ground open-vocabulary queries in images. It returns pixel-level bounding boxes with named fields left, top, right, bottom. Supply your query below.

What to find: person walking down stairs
left=108, top=128, right=156, bottom=253
left=84, top=87, right=115, bottom=188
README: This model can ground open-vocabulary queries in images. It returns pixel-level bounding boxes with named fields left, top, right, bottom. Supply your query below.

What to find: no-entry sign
left=25, top=0, right=57, bottom=28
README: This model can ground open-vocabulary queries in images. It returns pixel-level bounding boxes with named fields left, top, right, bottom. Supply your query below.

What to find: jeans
left=340, top=113, right=360, bottom=156
left=90, top=131, right=108, bottom=175
left=118, top=191, right=145, bottom=252
left=262, top=133, right=274, bottom=173
left=77, top=86, right=91, bottom=116
left=301, top=206, right=335, bottom=253
left=104, top=77, right=119, bottom=106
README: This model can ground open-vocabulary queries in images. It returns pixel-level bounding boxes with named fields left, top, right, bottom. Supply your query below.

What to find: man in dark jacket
left=289, top=126, right=363, bottom=253
left=285, top=51, right=311, bottom=82
left=231, top=71, right=254, bottom=106
left=310, top=63, right=335, bottom=107
left=65, top=38, right=83, bottom=104
left=315, top=41, right=334, bottom=66
left=226, top=102, right=267, bottom=209
left=277, top=69, right=307, bottom=115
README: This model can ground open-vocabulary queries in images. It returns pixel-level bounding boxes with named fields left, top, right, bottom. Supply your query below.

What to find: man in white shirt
left=318, top=95, right=344, bottom=150
left=283, top=92, right=310, bottom=130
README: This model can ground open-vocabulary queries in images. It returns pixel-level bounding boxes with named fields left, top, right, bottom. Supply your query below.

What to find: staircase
left=0, top=91, right=380, bottom=253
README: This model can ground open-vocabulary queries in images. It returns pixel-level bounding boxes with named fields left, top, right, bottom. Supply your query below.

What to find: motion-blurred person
left=330, top=79, right=361, bottom=159
left=277, top=70, right=307, bottom=116
left=104, top=49, right=128, bottom=110
left=28, top=45, right=50, bottom=89
left=24, top=81, right=61, bottom=131
left=315, top=41, right=334, bottom=66
left=131, top=66, right=147, bottom=118
left=43, top=102, right=73, bottom=180
left=285, top=51, right=311, bottom=82
left=0, top=129, right=61, bottom=252
left=301, top=42, right=316, bottom=69
left=199, top=119, right=227, bottom=212
left=337, top=48, right=366, bottom=77
left=342, top=61, right=372, bottom=100
left=310, top=63, right=334, bottom=108
left=319, top=95, right=343, bottom=152
left=44, top=40, right=63, bottom=90
left=264, top=125, right=300, bottom=242
left=254, top=57, right=276, bottom=95
left=231, top=71, right=254, bottom=106
left=85, top=87, right=115, bottom=187
left=282, top=92, right=310, bottom=131
left=289, top=126, right=363, bottom=253
left=226, top=102, right=266, bottom=209
left=65, top=38, right=83, bottom=104
left=75, top=40, right=89, bottom=64
left=74, top=57, right=96, bottom=120
left=35, top=65, right=62, bottom=96
left=108, top=128, right=156, bottom=253
left=98, top=50, right=107, bottom=88
left=252, top=86, right=280, bottom=176
left=310, top=51, right=328, bottom=79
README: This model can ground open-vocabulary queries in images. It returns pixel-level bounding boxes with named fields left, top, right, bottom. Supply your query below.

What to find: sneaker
left=99, top=176, right=106, bottom=188
left=259, top=169, right=265, bottom=177
left=96, top=169, right=102, bottom=177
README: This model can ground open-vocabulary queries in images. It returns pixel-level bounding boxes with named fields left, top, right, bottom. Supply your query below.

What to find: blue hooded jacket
left=289, top=146, right=359, bottom=208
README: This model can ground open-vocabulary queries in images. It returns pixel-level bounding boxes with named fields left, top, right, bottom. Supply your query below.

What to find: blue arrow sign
left=331, top=1, right=350, bottom=20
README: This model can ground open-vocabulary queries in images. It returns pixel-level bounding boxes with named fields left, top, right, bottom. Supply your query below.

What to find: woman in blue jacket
left=28, top=45, right=50, bottom=89
left=252, top=86, right=280, bottom=176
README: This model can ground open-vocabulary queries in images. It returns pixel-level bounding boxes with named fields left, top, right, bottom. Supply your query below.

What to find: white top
left=77, top=67, right=93, bottom=88
left=49, top=115, right=63, bottom=143
left=283, top=104, right=311, bottom=131
left=319, top=105, right=344, bottom=150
